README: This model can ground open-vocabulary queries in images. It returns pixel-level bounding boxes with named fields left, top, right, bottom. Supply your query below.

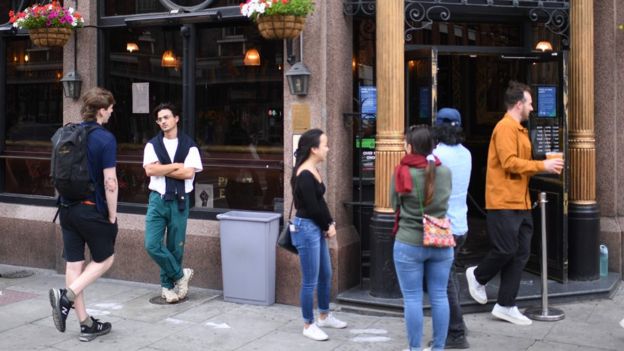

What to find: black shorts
left=60, top=203, right=118, bottom=263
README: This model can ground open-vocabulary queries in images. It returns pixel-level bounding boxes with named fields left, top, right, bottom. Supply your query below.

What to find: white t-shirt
left=143, top=138, right=203, bottom=195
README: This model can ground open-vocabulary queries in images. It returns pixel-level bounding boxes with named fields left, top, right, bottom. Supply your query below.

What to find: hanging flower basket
left=240, top=0, right=313, bottom=40
left=28, top=27, right=72, bottom=47
left=256, top=15, right=305, bottom=40
left=9, top=1, right=83, bottom=48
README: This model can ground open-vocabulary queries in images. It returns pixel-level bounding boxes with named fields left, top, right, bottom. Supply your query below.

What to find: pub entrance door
left=406, top=47, right=569, bottom=282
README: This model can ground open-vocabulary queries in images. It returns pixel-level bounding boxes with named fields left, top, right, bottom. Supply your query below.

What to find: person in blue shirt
left=49, top=87, right=118, bottom=342
left=432, top=108, right=472, bottom=349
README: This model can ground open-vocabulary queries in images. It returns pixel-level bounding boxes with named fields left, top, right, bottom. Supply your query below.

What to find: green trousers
left=145, top=191, right=189, bottom=289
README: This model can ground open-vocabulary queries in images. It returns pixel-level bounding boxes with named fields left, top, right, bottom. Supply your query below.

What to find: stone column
left=369, top=0, right=404, bottom=298
left=63, top=0, right=98, bottom=123
left=568, top=0, right=600, bottom=280
left=276, top=0, right=359, bottom=304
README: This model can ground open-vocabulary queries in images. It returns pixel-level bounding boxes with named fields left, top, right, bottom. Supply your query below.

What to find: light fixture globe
left=126, top=42, right=139, bottom=53
left=161, top=50, right=178, bottom=68
left=243, top=48, right=261, bottom=66
left=60, top=71, right=82, bottom=100
left=535, top=40, right=553, bottom=52
left=285, top=62, right=311, bottom=96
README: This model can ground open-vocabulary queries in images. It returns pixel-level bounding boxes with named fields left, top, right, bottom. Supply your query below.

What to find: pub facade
left=0, top=0, right=621, bottom=305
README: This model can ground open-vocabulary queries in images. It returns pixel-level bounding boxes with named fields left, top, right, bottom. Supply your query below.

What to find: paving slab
left=1, top=264, right=623, bottom=351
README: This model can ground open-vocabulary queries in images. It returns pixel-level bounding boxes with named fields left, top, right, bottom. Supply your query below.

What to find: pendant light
left=243, top=48, right=261, bottom=66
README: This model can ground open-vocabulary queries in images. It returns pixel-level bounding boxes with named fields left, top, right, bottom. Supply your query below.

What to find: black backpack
left=50, top=123, right=98, bottom=201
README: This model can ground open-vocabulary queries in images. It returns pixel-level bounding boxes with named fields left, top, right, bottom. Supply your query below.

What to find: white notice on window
left=132, top=82, right=149, bottom=114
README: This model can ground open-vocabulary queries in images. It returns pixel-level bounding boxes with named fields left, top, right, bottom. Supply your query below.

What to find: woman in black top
left=291, top=129, right=347, bottom=341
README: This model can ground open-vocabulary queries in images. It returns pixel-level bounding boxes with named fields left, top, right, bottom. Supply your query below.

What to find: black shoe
left=49, top=288, right=73, bottom=332
left=79, top=317, right=112, bottom=342
left=428, top=335, right=470, bottom=349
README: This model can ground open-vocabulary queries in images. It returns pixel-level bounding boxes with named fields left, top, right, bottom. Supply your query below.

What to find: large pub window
left=101, top=1, right=284, bottom=212
left=1, top=36, right=63, bottom=197
left=0, top=0, right=62, bottom=198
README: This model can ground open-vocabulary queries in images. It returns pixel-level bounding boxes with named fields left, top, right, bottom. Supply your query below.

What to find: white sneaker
left=316, top=313, right=347, bottom=329
left=302, top=323, right=329, bottom=341
left=175, top=268, right=194, bottom=300
left=619, top=318, right=624, bottom=329
left=465, top=266, right=487, bottom=304
left=491, top=304, right=532, bottom=326
left=161, top=288, right=179, bottom=303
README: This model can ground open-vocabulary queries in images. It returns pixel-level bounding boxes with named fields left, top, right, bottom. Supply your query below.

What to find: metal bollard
left=525, top=192, right=565, bottom=321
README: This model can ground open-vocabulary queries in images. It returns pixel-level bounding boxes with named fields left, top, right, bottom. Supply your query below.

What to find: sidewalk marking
left=205, top=321, right=231, bottom=329
left=165, top=318, right=191, bottom=325
left=94, top=303, right=123, bottom=310
left=86, top=308, right=111, bottom=316
left=349, top=329, right=388, bottom=335
left=351, top=335, right=392, bottom=343
left=349, top=329, right=391, bottom=343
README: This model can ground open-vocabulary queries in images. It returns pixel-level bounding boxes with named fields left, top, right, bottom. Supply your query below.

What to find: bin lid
left=216, top=211, right=282, bottom=223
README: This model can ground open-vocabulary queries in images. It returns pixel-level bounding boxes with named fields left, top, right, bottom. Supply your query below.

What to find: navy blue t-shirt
left=82, top=122, right=117, bottom=216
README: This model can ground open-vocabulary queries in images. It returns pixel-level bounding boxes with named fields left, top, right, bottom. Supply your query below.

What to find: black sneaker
left=49, top=288, right=73, bottom=332
left=428, top=335, right=470, bottom=349
left=79, top=317, right=112, bottom=342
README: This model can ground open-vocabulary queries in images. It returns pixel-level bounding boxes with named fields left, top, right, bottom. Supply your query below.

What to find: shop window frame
left=97, top=4, right=284, bottom=219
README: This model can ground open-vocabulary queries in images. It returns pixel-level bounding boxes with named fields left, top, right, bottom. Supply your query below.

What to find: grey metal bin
left=216, top=211, right=282, bottom=305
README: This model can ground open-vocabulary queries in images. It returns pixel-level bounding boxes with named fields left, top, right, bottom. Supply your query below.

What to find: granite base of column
left=369, top=211, right=401, bottom=298
left=568, top=203, right=600, bottom=281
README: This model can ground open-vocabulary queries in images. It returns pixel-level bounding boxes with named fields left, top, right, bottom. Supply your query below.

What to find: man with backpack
left=143, top=103, right=202, bottom=303
left=49, top=87, right=118, bottom=342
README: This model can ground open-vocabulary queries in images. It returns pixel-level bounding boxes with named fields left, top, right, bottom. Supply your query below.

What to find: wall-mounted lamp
left=286, top=62, right=311, bottom=96
left=62, top=16, right=82, bottom=100
left=24, top=54, right=29, bottom=63
left=161, top=50, right=178, bottom=68
left=535, top=40, right=553, bottom=52
left=243, top=48, right=261, bottom=66
left=126, top=42, right=139, bottom=53
left=61, top=71, right=83, bottom=100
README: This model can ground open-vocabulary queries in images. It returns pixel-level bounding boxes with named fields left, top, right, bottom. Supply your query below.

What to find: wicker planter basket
left=256, top=15, right=305, bottom=40
left=29, top=27, right=72, bottom=47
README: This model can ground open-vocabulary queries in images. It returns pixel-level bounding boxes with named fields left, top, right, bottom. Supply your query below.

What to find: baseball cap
left=435, top=108, right=461, bottom=126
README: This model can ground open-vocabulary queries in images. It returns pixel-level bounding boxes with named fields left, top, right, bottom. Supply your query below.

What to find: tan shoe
left=175, top=268, right=194, bottom=300
left=161, top=287, right=179, bottom=303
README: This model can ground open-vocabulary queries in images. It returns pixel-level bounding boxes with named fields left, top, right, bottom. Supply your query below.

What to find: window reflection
left=104, top=23, right=284, bottom=211
left=3, top=37, right=63, bottom=196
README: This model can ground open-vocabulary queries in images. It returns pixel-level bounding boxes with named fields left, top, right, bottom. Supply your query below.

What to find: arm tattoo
left=105, top=177, right=118, bottom=193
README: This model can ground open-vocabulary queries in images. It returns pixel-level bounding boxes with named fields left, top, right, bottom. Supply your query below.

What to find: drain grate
left=0, top=270, right=35, bottom=279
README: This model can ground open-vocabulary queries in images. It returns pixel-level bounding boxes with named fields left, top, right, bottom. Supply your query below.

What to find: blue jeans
left=291, top=217, right=332, bottom=324
left=394, top=241, right=454, bottom=351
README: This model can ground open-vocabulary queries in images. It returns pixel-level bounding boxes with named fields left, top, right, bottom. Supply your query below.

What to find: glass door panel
left=406, top=48, right=437, bottom=128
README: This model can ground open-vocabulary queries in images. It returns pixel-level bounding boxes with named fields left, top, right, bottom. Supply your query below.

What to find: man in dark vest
left=49, top=87, right=118, bottom=342
left=143, top=102, right=203, bottom=303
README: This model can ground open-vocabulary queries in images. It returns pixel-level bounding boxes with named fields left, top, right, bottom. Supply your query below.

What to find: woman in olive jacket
left=391, top=125, right=453, bottom=351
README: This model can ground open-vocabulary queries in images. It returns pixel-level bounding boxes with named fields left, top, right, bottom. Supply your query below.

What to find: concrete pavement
left=1, top=264, right=623, bottom=350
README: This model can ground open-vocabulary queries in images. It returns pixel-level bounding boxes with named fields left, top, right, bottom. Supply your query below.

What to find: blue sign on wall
left=537, top=86, right=557, bottom=118
left=360, top=86, right=377, bottom=115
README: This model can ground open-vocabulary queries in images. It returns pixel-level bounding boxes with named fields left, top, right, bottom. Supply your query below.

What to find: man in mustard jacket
left=465, top=81, right=564, bottom=326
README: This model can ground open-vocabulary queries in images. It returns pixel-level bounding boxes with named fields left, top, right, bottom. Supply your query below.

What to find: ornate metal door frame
left=344, top=0, right=569, bottom=44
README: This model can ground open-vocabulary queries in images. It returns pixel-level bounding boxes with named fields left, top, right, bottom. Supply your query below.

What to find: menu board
left=537, top=86, right=557, bottom=118
left=533, top=125, right=561, bottom=155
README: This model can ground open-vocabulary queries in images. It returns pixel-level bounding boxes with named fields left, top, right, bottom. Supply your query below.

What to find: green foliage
left=264, top=0, right=314, bottom=17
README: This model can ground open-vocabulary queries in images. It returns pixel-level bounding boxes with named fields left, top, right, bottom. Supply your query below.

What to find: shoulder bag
left=414, top=177, right=456, bottom=248
left=277, top=181, right=298, bottom=254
